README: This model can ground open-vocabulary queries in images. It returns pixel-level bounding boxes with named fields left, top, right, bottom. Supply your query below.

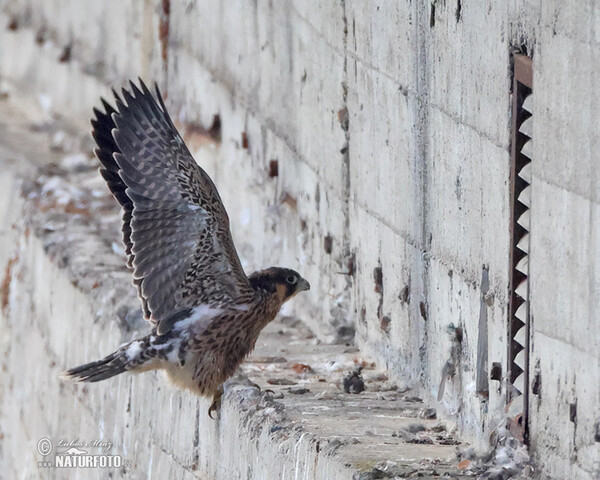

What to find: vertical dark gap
left=508, top=53, right=533, bottom=443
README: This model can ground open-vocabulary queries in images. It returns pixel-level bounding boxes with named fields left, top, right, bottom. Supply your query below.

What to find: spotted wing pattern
left=92, top=80, right=254, bottom=335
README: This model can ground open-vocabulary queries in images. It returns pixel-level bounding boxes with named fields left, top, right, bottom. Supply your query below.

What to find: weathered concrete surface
left=1, top=1, right=599, bottom=479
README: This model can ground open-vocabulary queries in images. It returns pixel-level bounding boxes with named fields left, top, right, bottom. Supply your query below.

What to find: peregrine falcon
left=62, top=80, right=310, bottom=416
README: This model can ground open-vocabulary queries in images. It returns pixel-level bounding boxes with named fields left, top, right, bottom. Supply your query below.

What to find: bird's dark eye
left=286, top=275, right=297, bottom=284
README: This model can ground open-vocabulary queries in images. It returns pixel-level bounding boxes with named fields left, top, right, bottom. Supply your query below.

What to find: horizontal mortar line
left=533, top=174, right=599, bottom=206
left=534, top=330, right=598, bottom=359
left=345, top=50, right=411, bottom=95
left=427, top=101, right=510, bottom=152
left=352, top=197, right=420, bottom=245
left=290, top=6, right=347, bottom=60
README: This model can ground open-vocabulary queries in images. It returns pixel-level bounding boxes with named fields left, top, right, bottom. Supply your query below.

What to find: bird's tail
left=61, top=338, right=151, bottom=383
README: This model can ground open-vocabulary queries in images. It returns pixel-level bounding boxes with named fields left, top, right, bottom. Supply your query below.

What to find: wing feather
left=91, top=80, right=254, bottom=334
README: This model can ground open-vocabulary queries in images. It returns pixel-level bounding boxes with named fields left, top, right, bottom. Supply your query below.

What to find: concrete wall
left=1, top=1, right=599, bottom=479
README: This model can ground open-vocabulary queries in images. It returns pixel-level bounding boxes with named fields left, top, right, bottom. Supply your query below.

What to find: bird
left=62, top=80, right=310, bottom=417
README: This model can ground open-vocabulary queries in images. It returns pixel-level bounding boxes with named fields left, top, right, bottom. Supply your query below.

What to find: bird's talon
left=208, top=399, right=220, bottom=419
left=208, top=385, right=223, bottom=419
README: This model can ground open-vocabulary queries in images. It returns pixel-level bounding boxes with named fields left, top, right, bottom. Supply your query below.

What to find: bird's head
left=249, top=267, right=310, bottom=303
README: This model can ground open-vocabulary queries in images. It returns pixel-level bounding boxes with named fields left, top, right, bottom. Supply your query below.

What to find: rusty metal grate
left=507, top=53, right=533, bottom=442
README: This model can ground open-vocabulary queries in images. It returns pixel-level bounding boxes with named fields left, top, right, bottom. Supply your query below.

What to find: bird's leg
left=208, top=384, right=224, bottom=419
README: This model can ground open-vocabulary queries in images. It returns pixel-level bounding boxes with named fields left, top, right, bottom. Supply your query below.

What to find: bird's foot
left=208, top=397, right=220, bottom=419
left=208, top=385, right=224, bottom=419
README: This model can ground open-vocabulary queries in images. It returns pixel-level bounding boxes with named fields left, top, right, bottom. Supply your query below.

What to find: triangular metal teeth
left=521, top=139, right=533, bottom=159
left=517, top=210, right=531, bottom=230
left=511, top=359, right=524, bottom=375
left=514, top=324, right=527, bottom=346
left=516, top=279, right=528, bottom=299
left=515, top=302, right=528, bottom=322
left=514, top=350, right=526, bottom=369
left=522, top=95, right=533, bottom=114
left=519, top=116, right=533, bottom=138
left=517, top=233, right=530, bottom=253
left=518, top=185, right=531, bottom=208
left=514, top=373, right=525, bottom=394
left=516, top=256, right=529, bottom=275
left=518, top=163, right=532, bottom=183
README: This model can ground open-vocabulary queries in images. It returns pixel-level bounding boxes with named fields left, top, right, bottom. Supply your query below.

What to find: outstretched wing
left=91, top=80, right=254, bottom=335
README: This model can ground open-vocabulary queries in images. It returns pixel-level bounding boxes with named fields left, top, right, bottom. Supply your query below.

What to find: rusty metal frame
left=514, top=54, right=533, bottom=89
left=508, top=53, right=533, bottom=443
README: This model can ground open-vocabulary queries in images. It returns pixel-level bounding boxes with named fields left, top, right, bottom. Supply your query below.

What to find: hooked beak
left=297, top=278, right=311, bottom=292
